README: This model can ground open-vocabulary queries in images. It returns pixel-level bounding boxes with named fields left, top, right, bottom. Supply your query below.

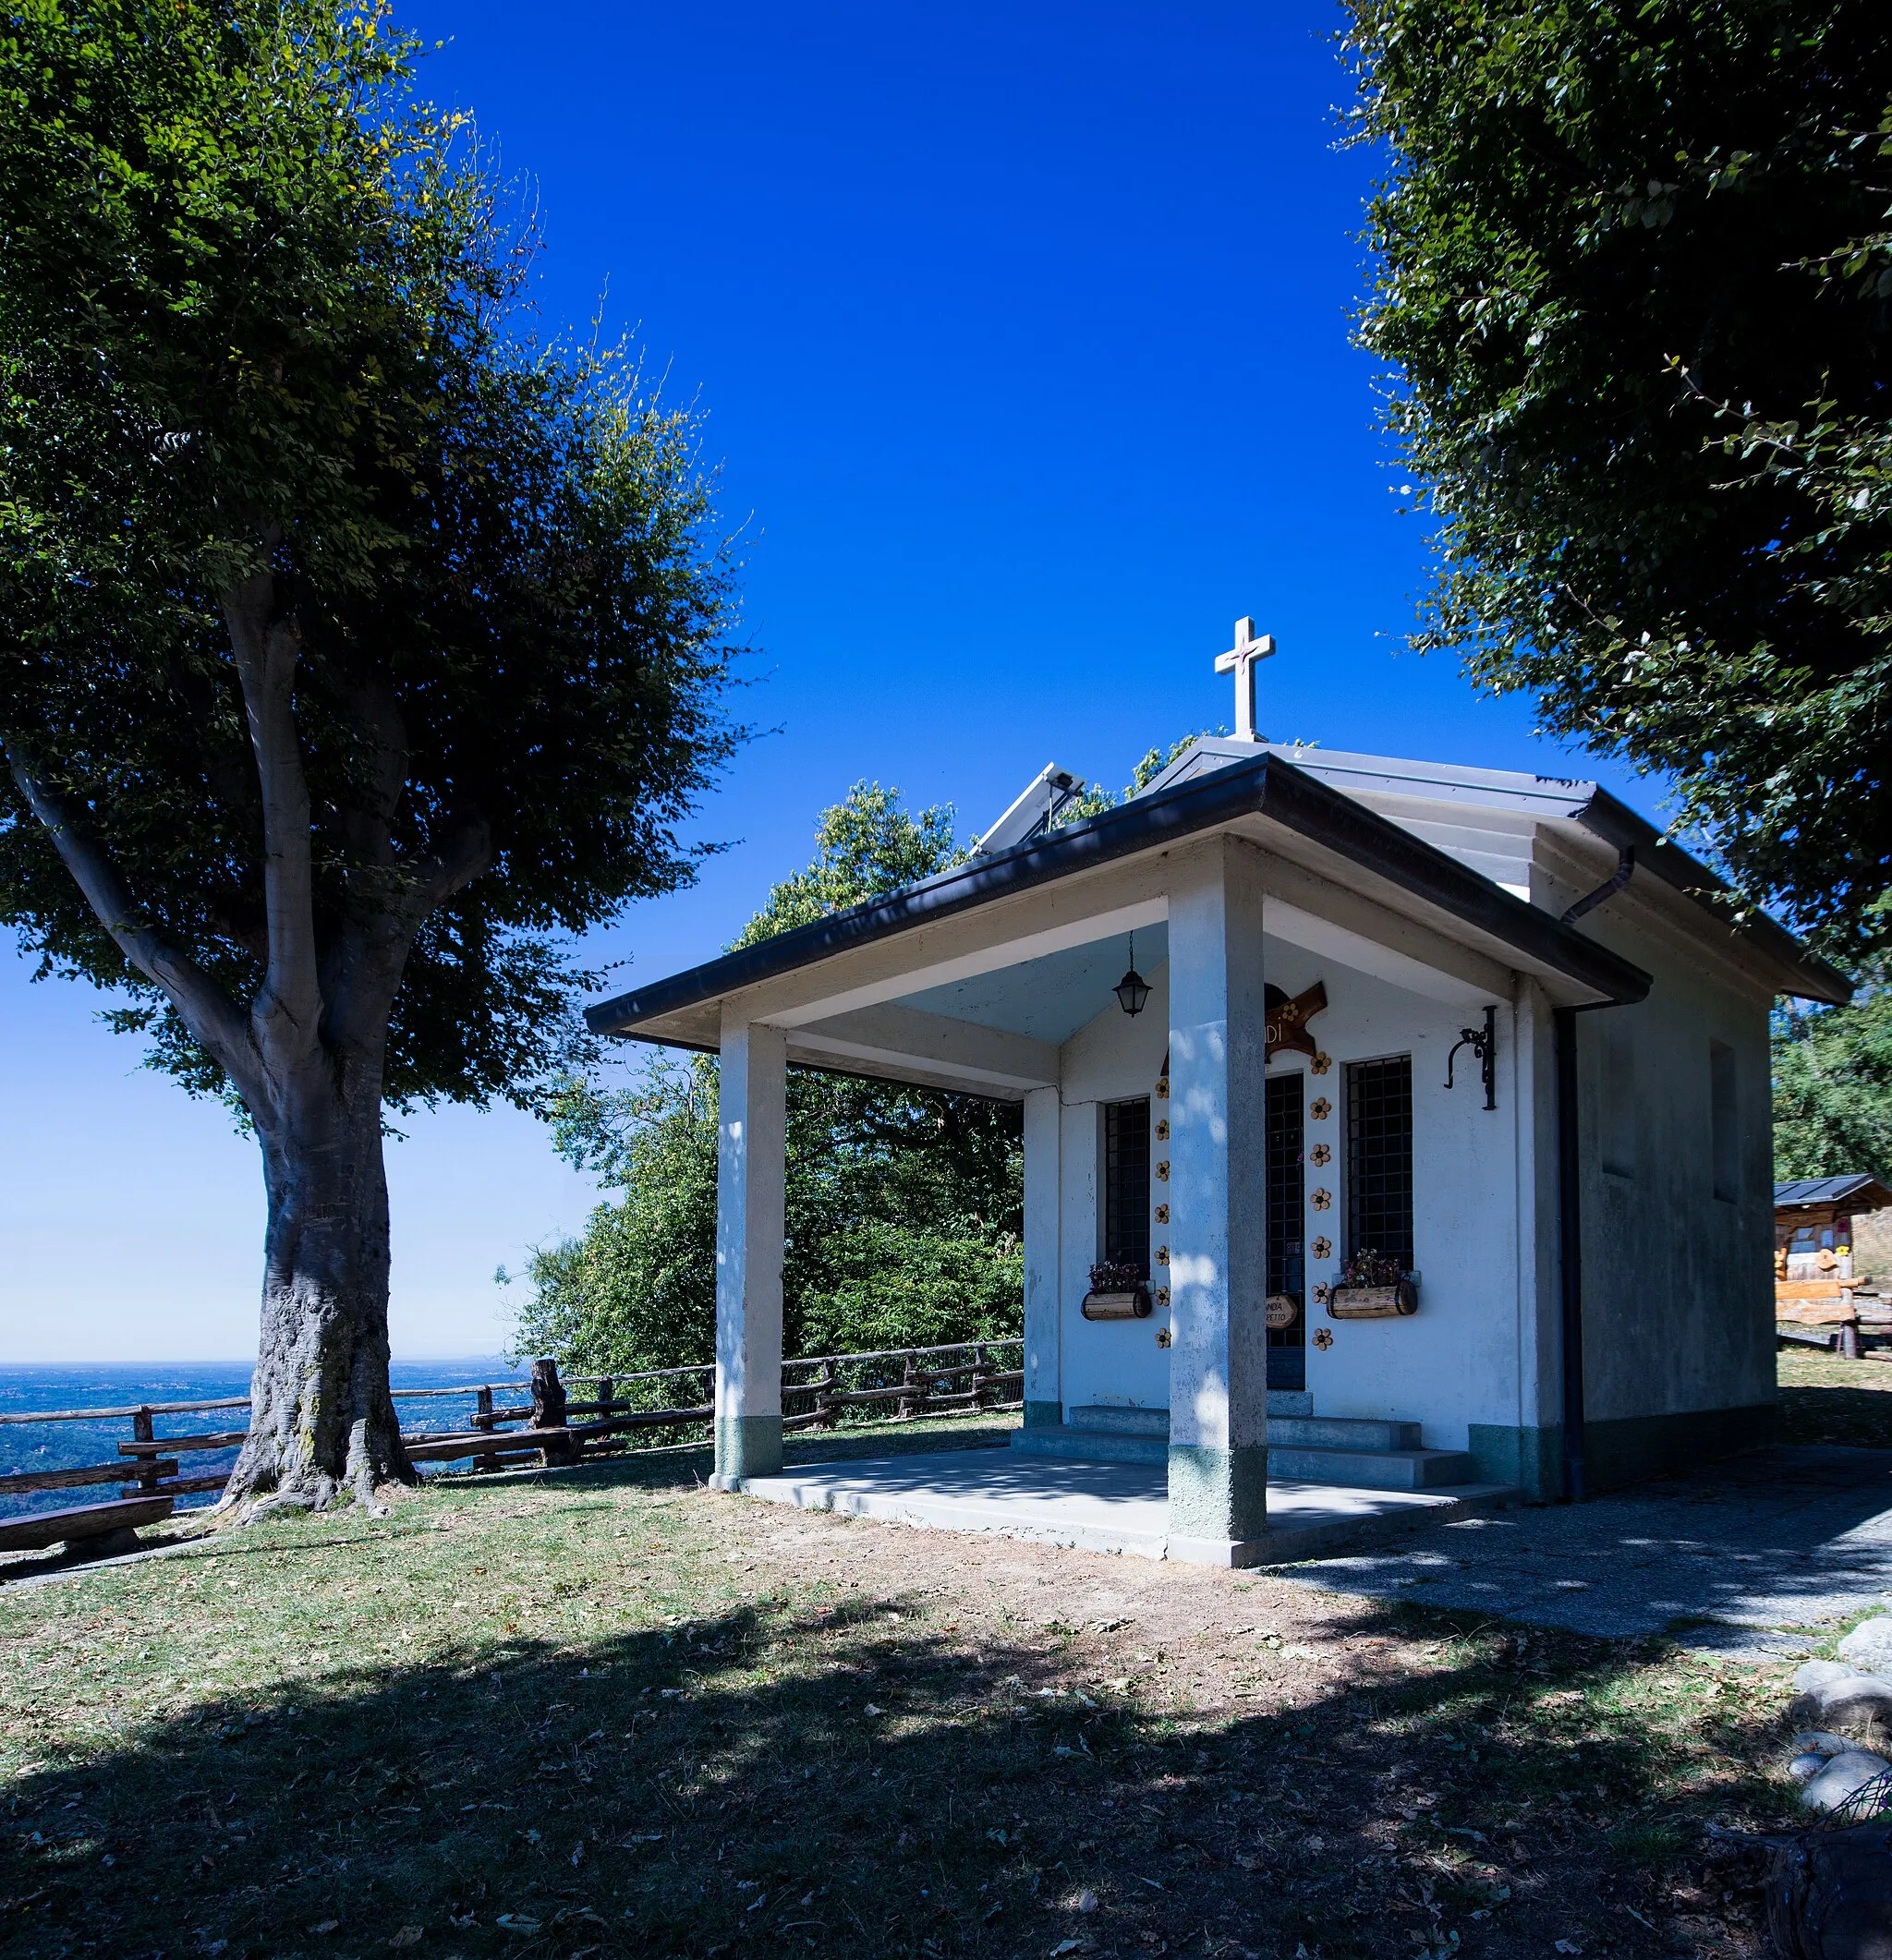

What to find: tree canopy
left=1346, top=0, right=1892, bottom=960
left=1774, top=963, right=1892, bottom=1180
left=0, top=0, right=737, bottom=1112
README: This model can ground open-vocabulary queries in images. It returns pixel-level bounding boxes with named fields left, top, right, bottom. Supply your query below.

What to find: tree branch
left=5, top=739, right=270, bottom=1113
left=222, top=568, right=323, bottom=1065
left=407, top=811, right=494, bottom=920
left=323, top=812, right=494, bottom=1055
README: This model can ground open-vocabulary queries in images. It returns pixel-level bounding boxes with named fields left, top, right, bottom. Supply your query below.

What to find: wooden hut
left=1776, top=1175, right=1892, bottom=1356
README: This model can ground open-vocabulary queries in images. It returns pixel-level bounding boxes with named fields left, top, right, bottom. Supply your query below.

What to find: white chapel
left=588, top=623, right=1848, bottom=1565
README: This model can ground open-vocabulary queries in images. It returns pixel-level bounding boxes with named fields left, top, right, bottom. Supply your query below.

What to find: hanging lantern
left=1114, top=932, right=1151, bottom=1017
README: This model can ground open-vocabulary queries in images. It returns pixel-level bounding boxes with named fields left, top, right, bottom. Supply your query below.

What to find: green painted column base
left=1468, top=1423, right=1563, bottom=1501
left=1024, top=1399, right=1063, bottom=1431
left=710, top=1413, right=783, bottom=1491
left=1167, top=1443, right=1269, bottom=1563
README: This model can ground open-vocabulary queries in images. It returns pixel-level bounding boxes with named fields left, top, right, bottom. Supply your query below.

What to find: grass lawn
left=1776, top=1344, right=1892, bottom=1446
left=0, top=1410, right=1845, bottom=1960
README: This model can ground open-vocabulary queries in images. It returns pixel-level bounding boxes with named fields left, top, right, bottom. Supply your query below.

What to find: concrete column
left=1165, top=836, right=1269, bottom=1562
left=1022, top=1085, right=1062, bottom=1428
left=711, top=1013, right=787, bottom=1490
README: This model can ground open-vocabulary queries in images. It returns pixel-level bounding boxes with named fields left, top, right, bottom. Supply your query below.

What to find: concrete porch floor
left=737, top=1445, right=1521, bottom=1567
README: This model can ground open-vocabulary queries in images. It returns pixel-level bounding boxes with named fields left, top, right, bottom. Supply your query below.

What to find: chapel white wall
left=1051, top=942, right=1527, bottom=1453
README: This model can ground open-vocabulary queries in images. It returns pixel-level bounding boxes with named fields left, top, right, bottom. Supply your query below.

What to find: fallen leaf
left=388, top=1929, right=423, bottom=1949
left=494, top=1916, right=540, bottom=1935
left=311, top=1922, right=340, bottom=1938
left=863, top=1703, right=885, bottom=1717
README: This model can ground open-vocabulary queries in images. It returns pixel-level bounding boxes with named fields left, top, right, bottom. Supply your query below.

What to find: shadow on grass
left=1777, top=1381, right=1892, bottom=1449
left=6, top=1578, right=1790, bottom=1960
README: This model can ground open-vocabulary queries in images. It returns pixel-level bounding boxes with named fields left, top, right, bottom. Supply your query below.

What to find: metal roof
left=1137, top=740, right=1850, bottom=1006
left=588, top=747, right=1652, bottom=1042
left=1776, top=1176, right=1892, bottom=1213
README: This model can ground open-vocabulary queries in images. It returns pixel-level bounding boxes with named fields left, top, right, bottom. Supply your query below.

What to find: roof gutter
left=588, top=751, right=1652, bottom=1039
left=1576, top=793, right=1850, bottom=1006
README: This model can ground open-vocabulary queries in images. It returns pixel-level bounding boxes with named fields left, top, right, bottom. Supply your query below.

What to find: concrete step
left=1011, top=1426, right=1165, bottom=1468
left=1267, top=1416, right=1423, bottom=1452
left=1067, top=1405, right=1166, bottom=1438
left=1063, top=1394, right=1311, bottom=1438
left=1013, top=1428, right=1478, bottom=1491
left=1266, top=1444, right=1478, bottom=1491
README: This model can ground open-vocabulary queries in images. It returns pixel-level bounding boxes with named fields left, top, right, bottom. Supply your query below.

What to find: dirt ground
left=4, top=1427, right=1816, bottom=1960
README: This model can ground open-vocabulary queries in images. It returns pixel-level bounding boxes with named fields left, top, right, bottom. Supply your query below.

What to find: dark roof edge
left=1775, top=1174, right=1892, bottom=1213
left=1575, top=792, right=1852, bottom=1005
left=585, top=753, right=1652, bottom=1037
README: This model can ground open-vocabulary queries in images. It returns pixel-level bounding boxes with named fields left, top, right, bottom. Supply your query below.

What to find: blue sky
left=0, top=0, right=1667, bottom=1362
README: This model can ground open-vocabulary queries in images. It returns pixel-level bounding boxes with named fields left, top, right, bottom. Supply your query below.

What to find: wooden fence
left=0, top=1337, right=1024, bottom=1554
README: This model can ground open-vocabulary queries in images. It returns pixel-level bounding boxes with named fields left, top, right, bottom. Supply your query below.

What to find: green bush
left=797, top=1222, right=1023, bottom=1357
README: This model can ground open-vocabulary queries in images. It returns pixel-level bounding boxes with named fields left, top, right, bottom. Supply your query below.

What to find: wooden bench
left=0, top=1495, right=175, bottom=1557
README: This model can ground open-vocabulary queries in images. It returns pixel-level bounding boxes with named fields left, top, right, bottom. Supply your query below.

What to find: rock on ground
left=1789, top=1672, right=1892, bottom=1741
left=1792, top=1731, right=1859, bottom=1758
left=1835, top=1615, right=1892, bottom=1676
left=1799, top=1750, right=1892, bottom=1813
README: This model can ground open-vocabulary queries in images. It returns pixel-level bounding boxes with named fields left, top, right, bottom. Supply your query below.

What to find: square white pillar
left=711, top=1013, right=787, bottom=1490
left=1165, top=836, right=1270, bottom=1562
left=1022, top=1084, right=1062, bottom=1428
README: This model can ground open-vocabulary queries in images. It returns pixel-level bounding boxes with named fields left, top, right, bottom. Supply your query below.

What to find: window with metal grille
left=1346, top=1056, right=1414, bottom=1269
left=1103, top=1098, right=1151, bottom=1278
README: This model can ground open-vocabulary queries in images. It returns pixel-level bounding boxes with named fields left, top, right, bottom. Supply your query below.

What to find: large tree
left=1346, top=0, right=1892, bottom=959
left=0, top=2, right=737, bottom=1509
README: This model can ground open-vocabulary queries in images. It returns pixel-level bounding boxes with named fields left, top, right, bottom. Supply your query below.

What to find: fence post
left=813, top=1363, right=840, bottom=1431
left=132, top=1407, right=160, bottom=1495
left=473, top=1385, right=500, bottom=1473
left=898, top=1358, right=926, bottom=1422
left=531, top=1358, right=577, bottom=1466
left=970, top=1344, right=991, bottom=1412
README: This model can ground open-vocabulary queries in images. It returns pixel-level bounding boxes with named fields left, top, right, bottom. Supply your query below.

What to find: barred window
left=1103, top=1098, right=1151, bottom=1277
left=1346, top=1057, right=1414, bottom=1270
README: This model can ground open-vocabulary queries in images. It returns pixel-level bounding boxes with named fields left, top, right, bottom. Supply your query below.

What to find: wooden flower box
left=1327, top=1278, right=1419, bottom=1320
left=1082, top=1287, right=1152, bottom=1322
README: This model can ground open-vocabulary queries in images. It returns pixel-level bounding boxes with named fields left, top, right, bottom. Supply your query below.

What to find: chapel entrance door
left=1266, top=1071, right=1305, bottom=1391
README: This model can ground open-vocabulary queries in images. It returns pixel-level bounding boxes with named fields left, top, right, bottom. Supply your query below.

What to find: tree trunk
left=223, top=1054, right=416, bottom=1512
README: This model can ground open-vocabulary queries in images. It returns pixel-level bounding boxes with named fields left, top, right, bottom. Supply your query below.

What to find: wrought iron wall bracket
left=1445, top=1003, right=1499, bottom=1110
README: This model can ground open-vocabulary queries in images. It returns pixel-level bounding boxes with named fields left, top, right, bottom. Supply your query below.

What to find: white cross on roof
left=1214, top=617, right=1274, bottom=741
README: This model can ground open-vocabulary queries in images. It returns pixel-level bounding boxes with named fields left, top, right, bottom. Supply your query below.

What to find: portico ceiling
left=900, top=924, right=1169, bottom=1045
